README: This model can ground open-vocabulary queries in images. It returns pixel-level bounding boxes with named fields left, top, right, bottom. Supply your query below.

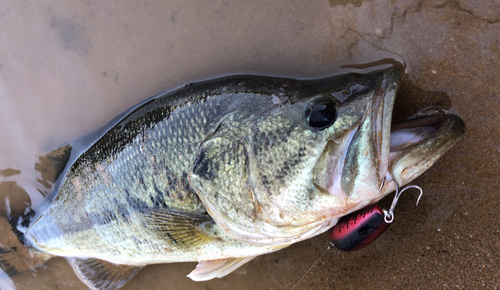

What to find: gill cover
left=189, top=101, right=334, bottom=246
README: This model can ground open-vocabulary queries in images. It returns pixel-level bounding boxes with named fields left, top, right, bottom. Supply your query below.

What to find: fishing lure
left=329, top=185, right=423, bottom=251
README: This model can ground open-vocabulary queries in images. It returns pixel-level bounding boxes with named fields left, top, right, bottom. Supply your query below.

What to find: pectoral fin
left=187, top=256, right=257, bottom=281
left=69, top=257, right=142, bottom=290
left=142, top=208, right=216, bottom=248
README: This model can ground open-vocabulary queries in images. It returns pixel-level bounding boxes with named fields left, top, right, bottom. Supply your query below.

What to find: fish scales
left=26, top=76, right=305, bottom=265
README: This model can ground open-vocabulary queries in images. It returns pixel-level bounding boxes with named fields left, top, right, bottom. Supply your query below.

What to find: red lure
left=329, top=185, right=423, bottom=251
left=329, top=204, right=389, bottom=251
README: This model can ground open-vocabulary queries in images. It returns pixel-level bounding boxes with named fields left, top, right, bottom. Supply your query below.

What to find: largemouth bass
left=0, top=67, right=465, bottom=290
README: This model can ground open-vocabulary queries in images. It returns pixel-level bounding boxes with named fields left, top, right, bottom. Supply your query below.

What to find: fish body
left=1, top=68, right=465, bottom=289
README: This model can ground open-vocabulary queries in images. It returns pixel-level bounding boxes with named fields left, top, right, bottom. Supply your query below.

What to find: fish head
left=190, top=68, right=465, bottom=246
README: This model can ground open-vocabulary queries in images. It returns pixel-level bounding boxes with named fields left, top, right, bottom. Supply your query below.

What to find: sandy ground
left=0, top=0, right=498, bottom=289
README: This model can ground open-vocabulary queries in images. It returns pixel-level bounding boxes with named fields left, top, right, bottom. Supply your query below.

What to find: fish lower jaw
left=388, top=114, right=465, bottom=186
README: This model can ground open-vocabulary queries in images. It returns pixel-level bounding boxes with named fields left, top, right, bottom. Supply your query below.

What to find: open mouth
left=378, top=68, right=466, bottom=188
left=338, top=68, right=466, bottom=199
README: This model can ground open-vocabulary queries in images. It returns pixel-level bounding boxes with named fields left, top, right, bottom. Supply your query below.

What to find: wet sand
left=0, top=0, right=498, bottom=289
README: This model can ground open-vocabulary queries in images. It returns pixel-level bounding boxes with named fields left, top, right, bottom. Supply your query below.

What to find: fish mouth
left=377, top=70, right=466, bottom=195
left=338, top=68, right=465, bottom=201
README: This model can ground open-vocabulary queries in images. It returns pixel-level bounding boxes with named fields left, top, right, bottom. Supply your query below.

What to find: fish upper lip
left=372, top=69, right=402, bottom=180
left=373, top=68, right=401, bottom=189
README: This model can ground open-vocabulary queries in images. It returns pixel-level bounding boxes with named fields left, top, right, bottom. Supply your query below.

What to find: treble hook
left=383, top=183, right=423, bottom=223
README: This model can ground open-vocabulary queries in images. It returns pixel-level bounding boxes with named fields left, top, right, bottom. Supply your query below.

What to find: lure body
left=329, top=204, right=390, bottom=251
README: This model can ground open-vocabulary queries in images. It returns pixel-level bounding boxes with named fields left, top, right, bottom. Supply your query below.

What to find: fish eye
left=303, top=96, right=338, bottom=130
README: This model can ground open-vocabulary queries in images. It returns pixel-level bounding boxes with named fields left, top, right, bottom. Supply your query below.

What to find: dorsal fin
left=187, top=256, right=256, bottom=281
left=142, top=208, right=216, bottom=248
left=68, top=258, right=142, bottom=290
